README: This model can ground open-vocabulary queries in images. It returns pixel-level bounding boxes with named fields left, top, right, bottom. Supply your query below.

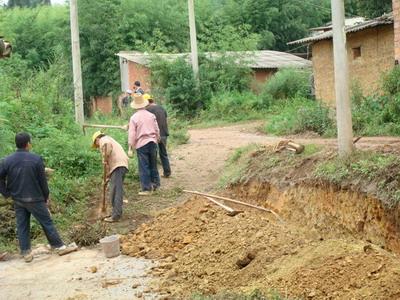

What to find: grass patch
left=218, top=144, right=261, bottom=188
left=264, top=98, right=334, bottom=136
left=221, top=144, right=400, bottom=207
left=314, top=151, right=400, bottom=206
left=194, top=91, right=269, bottom=127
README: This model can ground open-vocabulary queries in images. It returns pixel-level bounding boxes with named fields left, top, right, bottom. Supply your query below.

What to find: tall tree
left=7, top=0, right=51, bottom=7
left=78, top=0, right=122, bottom=98
left=346, top=0, right=392, bottom=18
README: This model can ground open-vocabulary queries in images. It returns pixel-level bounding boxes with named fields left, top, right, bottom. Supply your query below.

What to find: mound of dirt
left=121, top=197, right=400, bottom=299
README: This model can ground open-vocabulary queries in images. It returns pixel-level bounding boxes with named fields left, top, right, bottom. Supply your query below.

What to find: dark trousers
left=159, top=137, right=171, bottom=177
left=14, top=201, right=64, bottom=255
left=109, top=167, right=127, bottom=220
left=137, top=142, right=160, bottom=191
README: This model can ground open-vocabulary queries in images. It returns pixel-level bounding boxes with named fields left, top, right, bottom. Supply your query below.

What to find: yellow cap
left=143, top=93, right=153, bottom=101
left=91, top=131, right=104, bottom=148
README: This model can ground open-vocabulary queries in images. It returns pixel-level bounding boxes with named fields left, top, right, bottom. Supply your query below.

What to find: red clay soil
left=121, top=196, right=400, bottom=299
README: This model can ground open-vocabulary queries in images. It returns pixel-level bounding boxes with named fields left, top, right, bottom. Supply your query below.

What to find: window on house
left=352, top=47, right=361, bottom=59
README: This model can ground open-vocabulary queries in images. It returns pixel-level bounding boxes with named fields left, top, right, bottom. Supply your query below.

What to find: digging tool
left=353, top=136, right=362, bottom=144
left=203, top=196, right=242, bottom=216
left=101, top=144, right=109, bottom=213
left=82, top=124, right=128, bottom=135
left=102, top=163, right=109, bottom=213
left=183, top=190, right=283, bottom=222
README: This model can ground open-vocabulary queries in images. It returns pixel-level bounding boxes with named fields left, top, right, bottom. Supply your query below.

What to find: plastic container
left=99, top=235, right=120, bottom=258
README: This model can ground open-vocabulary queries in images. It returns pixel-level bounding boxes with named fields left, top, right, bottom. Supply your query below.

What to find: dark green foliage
left=346, top=0, right=392, bottom=18
left=7, top=0, right=50, bottom=8
left=351, top=67, right=400, bottom=136
left=199, top=54, right=253, bottom=97
left=150, top=58, right=201, bottom=118
left=149, top=54, right=253, bottom=117
left=78, top=0, right=123, bottom=99
left=242, top=0, right=331, bottom=50
left=382, top=66, right=400, bottom=96
left=261, top=68, right=312, bottom=103
left=0, top=6, right=69, bottom=69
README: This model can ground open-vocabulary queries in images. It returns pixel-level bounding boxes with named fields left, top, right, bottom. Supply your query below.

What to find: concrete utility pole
left=393, top=0, right=400, bottom=64
left=331, top=0, right=353, bottom=156
left=70, top=0, right=84, bottom=125
left=188, top=0, right=199, bottom=80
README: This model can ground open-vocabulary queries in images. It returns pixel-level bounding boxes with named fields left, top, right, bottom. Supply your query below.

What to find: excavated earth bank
left=121, top=147, right=400, bottom=299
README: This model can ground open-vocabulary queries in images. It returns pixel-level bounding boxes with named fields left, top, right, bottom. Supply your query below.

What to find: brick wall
left=312, top=25, right=394, bottom=106
left=394, top=0, right=400, bottom=63
left=251, top=69, right=276, bottom=93
left=127, top=62, right=151, bottom=93
left=91, top=96, right=113, bottom=115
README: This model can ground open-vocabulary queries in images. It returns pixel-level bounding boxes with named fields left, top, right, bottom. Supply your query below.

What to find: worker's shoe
left=162, top=174, right=171, bottom=178
left=104, top=217, right=119, bottom=223
left=138, top=190, right=152, bottom=196
left=23, top=253, right=33, bottom=263
left=55, top=244, right=78, bottom=256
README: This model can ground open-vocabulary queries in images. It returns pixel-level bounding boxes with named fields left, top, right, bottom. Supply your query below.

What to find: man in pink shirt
left=128, top=94, right=160, bottom=195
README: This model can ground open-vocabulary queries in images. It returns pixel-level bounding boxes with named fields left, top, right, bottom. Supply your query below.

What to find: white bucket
left=99, top=235, right=120, bottom=258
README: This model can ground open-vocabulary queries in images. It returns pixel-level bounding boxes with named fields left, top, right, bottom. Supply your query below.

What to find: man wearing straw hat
left=92, top=132, right=129, bottom=222
left=128, top=93, right=160, bottom=195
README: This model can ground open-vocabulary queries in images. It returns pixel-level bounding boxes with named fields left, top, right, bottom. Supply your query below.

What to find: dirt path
left=1, top=122, right=400, bottom=300
left=164, top=122, right=400, bottom=193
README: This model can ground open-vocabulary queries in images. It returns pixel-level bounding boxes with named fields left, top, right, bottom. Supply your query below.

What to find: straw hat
left=91, top=131, right=104, bottom=148
left=130, top=93, right=149, bottom=109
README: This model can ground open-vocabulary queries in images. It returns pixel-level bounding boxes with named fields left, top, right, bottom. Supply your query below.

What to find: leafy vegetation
left=150, top=55, right=253, bottom=117
left=198, top=91, right=267, bottom=124
left=351, top=67, right=400, bottom=136
left=315, top=151, right=400, bottom=206
left=261, top=68, right=312, bottom=103
left=345, top=0, right=392, bottom=19
left=221, top=144, right=400, bottom=207
left=265, top=97, right=334, bottom=136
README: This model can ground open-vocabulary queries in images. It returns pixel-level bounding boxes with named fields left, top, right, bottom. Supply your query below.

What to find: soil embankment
left=121, top=126, right=400, bottom=299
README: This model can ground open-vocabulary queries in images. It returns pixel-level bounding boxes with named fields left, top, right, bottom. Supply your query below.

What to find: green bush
left=199, top=54, right=253, bottom=97
left=382, top=66, right=400, bottom=96
left=351, top=67, right=400, bottom=136
left=261, top=68, right=311, bottom=103
left=150, top=58, right=202, bottom=118
left=199, top=91, right=267, bottom=122
left=150, top=55, right=253, bottom=118
left=265, top=97, right=334, bottom=136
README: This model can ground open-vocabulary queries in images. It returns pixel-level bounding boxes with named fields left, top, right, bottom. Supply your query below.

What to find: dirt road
left=1, top=122, right=400, bottom=300
left=165, top=122, right=400, bottom=193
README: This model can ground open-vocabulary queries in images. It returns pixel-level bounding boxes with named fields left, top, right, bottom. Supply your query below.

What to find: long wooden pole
left=203, top=196, right=242, bottom=216
left=183, top=190, right=283, bottom=222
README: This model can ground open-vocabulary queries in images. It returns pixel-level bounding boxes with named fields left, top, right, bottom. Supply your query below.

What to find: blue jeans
left=136, top=142, right=160, bottom=191
left=159, top=137, right=171, bottom=177
left=14, top=201, right=64, bottom=255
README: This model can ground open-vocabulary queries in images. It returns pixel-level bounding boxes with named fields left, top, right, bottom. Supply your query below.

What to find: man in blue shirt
left=0, top=133, right=76, bottom=262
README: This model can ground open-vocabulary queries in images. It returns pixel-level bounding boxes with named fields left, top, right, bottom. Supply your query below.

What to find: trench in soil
left=231, top=180, right=400, bottom=255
